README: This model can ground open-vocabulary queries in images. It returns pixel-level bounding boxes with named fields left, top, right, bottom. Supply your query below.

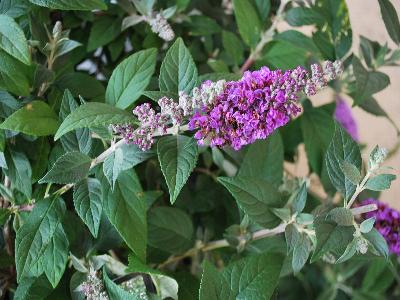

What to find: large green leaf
left=292, top=233, right=311, bottom=273
left=103, top=143, right=155, bottom=189
left=106, top=48, right=157, bottom=109
left=311, top=220, right=354, bottom=262
left=222, top=31, right=244, bottom=65
left=59, top=90, right=92, bottom=154
left=0, top=101, right=60, bottom=136
left=15, top=197, right=66, bottom=281
left=218, top=176, right=282, bottom=228
left=54, top=102, right=135, bottom=140
left=14, top=275, right=53, bottom=300
left=352, top=56, right=390, bottom=105
left=238, top=131, right=283, bottom=186
left=233, top=0, right=262, bottom=48
left=32, top=225, right=69, bottom=288
left=157, top=135, right=198, bottom=204
left=0, top=50, right=30, bottom=95
left=101, top=169, right=147, bottom=261
left=73, top=178, right=103, bottom=237
left=0, top=14, right=30, bottom=65
left=29, top=0, right=107, bottom=10
left=159, top=38, right=198, bottom=94
left=285, top=7, right=324, bottom=26
left=148, top=207, right=194, bottom=254
left=200, top=252, right=284, bottom=300
left=325, top=123, right=362, bottom=201
left=39, top=151, right=92, bottom=184
left=0, top=0, right=30, bottom=18
left=301, top=105, right=335, bottom=174
left=378, top=0, right=400, bottom=45
left=55, top=72, right=105, bottom=100
left=4, top=150, right=32, bottom=197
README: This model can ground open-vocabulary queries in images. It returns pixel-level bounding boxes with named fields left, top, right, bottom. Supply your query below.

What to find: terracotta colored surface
left=280, top=1, right=400, bottom=208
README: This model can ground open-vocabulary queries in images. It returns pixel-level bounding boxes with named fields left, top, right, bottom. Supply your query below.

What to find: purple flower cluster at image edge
left=361, top=199, right=400, bottom=256
left=189, top=61, right=342, bottom=150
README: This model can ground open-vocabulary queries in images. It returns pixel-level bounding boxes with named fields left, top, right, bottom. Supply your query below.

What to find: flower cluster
left=113, top=80, right=225, bottom=150
left=79, top=268, right=109, bottom=300
left=361, top=199, right=400, bottom=256
left=334, top=97, right=359, bottom=141
left=146, top=13, right=175, bottom=41
left=189, top=60, right=343, bottom=150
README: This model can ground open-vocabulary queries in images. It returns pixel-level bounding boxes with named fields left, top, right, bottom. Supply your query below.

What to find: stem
left=346, top=171, right=371, bottom=209
left=157, top=204, right=374, bottom=268
left=239, top=0, right=288, bottom=73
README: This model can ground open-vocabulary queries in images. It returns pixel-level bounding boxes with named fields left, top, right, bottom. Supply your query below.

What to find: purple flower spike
left=361, top=199, right=400, bottom=256
left=334, top=97, right=359, bottom=142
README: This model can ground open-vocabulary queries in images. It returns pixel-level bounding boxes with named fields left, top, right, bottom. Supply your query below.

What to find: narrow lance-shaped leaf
left=15, top=197, right=66, bottom=282
left=157, top=135, right=198, bottom=204
left=39, top=152, right=92, bottom=184
left=325, top=123, right=362, bottom=201
left=233, top=0, right=262, bottom=48
left=0, top=101, right=60, bottom=136
left=106, top=48, right=157, bottom=109
left=0, top=14, right=31, bottom=65
left=29, top=0, right=107, bottom=10
left=378, top=0, right=400, bottom=45
left=159, top=38, right=198, bottom=94
left=73, top=178, right=103, bottom=238
left=54, top=102, right=136, bottom=140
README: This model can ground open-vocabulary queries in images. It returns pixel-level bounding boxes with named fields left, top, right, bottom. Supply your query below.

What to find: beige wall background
left=282, top=1, right=400, bottom=209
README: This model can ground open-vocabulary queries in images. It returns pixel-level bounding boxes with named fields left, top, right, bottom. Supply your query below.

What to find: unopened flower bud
left=52, top=21, right=63, bottom=40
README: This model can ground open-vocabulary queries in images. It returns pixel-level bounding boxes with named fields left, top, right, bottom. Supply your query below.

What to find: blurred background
left=281, top=0, right=400, bottom=209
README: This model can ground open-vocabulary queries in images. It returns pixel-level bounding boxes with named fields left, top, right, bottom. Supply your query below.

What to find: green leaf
left=233, top=0, right=262, bottom=48
left=103, top=267, right=138, bottom=300
left=39, top=151, right=92, bottom=184
left=285, top=223, right=300, bottom=254
left=106, top=48, right=157, bottom=109
left=59, top=90, right=92, bottom=154
left=311, top=220, right=354, bottom=262
left=285, top=7, right=324, bottom=26
left=87, top=16, right=121, bottom=52
left=0, top=101, right=60, bottom=136
left=34, top=225, right=69, bottom=287
left=143, top=90, right=178, bottom=102
left=101, top=169, right=147, bottom=261
left=148, top=207, right=193, bottom=254
left=301, top=105, right=335, bottom=174
left=339, top=161, right=361, bottom=185
left=157, top=135, right=198, bottom=204
left=378, top=0, right=400, bottom=45
left=365, top=174, right=396, bottom=191
left=54, top=102, right=135, bottom=140
left=254, top=0, right=270, bottom=22
left=0, top=0, right=29, bottom=18
left=104, top=143, right=155, bottom=189
left=73, top=178, right=103, bottom=238
left=325, top=123, right=362, bottom=200
left=0, top=208, right=10, bottom=225
left=292, top=182, right=308, bottom=213
left=159, top=37, right=198, bottom=94
left=360, top=217, right=375, bottom=234
left=274, top=30, right=320, bottom=54
left=222, top=31, right=244, bottom=65
left=4, top=150, right=32, bottom=197
left=0, top=50, right=30, bottom=95
left=15, top=197, right=66, bottom=282
left=353, top=56, right=390, bottom=104
left=292, top=233, right=311, bottom=273
left=199, top=252, right=284, bottom=300
left=327, top=207, right=354, bottom=226
left=0, top=14, right=30, bottom=65
left=14, top=275, right=53, bottom=300
left=335, top=238, right=357, bottom=264
left=218, top=176, right=282, bottom=228
left=260, top=40, right=308, bottom=70
left=186, top=15, right=221, bottom=36
left=364, top=228, right=389, bottom=258
left=238, top=131, right=283, bottom=186
left=29, top=0, right=107, bottom=10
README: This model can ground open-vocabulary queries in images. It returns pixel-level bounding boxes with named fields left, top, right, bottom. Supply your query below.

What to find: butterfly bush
left=361, top=199, right=400, bottom=256
left=114, top=60, right=342, bottom=150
